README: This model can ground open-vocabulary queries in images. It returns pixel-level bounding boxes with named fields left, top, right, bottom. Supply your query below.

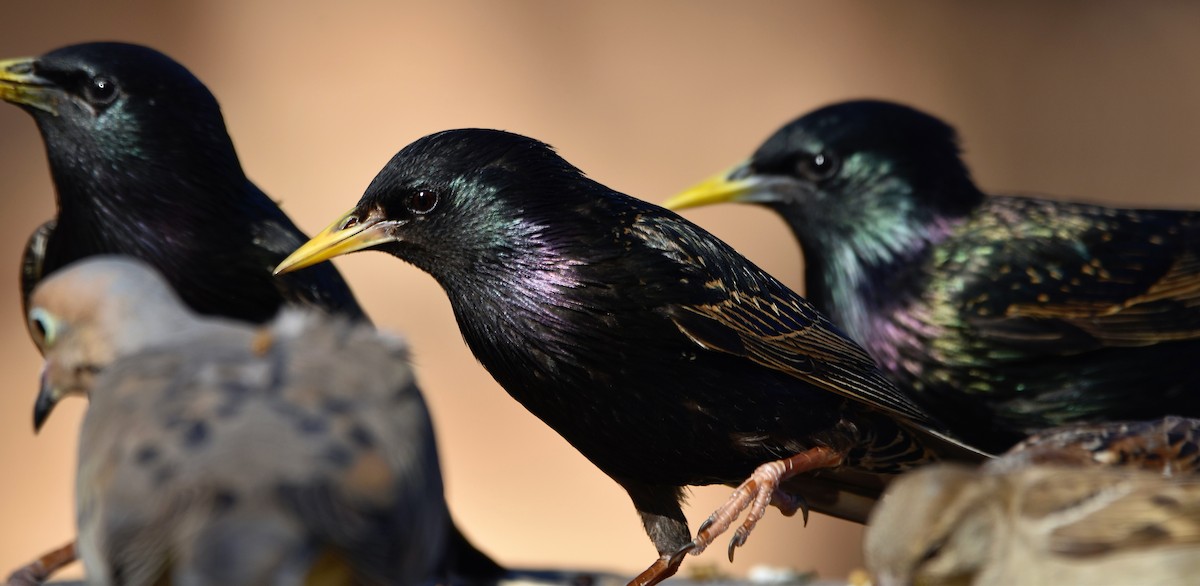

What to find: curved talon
left=673, top=541, right=697, bottom=559
left=697, top=516, right=715, bottom=534
left=727, top=529, right=751, bottom=562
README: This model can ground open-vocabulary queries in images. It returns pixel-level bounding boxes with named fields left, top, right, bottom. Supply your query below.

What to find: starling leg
left=623, top=482, right=692, bottom=586
left=690, top=447, right=844, bottom=559
left=6, top=540, right=76, bottom=586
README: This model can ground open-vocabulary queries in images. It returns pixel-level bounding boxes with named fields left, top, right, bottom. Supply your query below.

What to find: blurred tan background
left=1, top=1, right=1199, bottom=580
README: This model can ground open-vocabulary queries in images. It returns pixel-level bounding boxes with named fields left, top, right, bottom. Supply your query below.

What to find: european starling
left=275, top=128, right=988, bottom=584
left=29, top=257, right=452, bottom=585
left=865, top=463, right=1200, bottom=586
left=666, top=100, right=1200, bottom=452
left=0, top=42, right=364, bottom=323
left=0, top=42, right=500, bottom=584
left=986, top=415, right=1200, bottom=476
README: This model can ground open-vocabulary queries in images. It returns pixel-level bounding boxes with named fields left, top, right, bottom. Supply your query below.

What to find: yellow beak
left=0, top=56, right=60, bottom=115
left=661, top=162, right=759, bottom=211
left=274, top=208, right=398, bottom=275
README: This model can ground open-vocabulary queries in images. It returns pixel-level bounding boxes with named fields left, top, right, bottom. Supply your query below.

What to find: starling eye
left=406, top=190, right=439, bottom=214
left=28, top=308, right=57, bottom=349
left=83, top=76, right=118, bottom=106
left=796, top=151, right=839, bottom=182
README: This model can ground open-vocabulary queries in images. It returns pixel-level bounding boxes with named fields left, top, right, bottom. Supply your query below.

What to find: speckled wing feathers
left=632, top=212, right=937, bottom=427
left=961, top=198, right=1200, bottom=348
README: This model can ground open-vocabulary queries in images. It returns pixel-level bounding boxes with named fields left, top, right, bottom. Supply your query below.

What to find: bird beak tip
left=32, top=388, right=58, bottom=433
left=276, top=208, right=393, bottom=275
left=662, top=163, right=756, bottom=211
left=0, top=56, right=59, bottom=115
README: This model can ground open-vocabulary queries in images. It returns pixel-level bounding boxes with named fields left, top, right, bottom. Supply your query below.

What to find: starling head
left=0, top=42, right=242, bottom=205
left=666, top=100, right=985, bottom=263
left=276, top=128, right=590, bottom=282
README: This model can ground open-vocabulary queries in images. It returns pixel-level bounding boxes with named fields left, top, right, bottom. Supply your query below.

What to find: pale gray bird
left=865, top=463, right=1200, bottom=586
left=29, top=256, right=451, bottom=586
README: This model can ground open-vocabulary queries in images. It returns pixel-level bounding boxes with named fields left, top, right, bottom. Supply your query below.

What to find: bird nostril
left=340, top=216, right=360, bottom=231
left=7, top=62, right=34, bottom=75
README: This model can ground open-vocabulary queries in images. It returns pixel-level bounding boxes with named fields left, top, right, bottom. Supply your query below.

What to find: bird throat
left=804, top=213, right=963, bottom=376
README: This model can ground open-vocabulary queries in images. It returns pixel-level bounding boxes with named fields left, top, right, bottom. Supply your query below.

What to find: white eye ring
left=28, top=307, right=58, bottom=348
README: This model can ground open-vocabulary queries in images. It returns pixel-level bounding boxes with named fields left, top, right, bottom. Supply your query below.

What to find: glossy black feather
left=332, top=129, right=987, bottom=557
left=684, top=100, right=1200, bottom=451
left=7, top=42, right=363, bottom=323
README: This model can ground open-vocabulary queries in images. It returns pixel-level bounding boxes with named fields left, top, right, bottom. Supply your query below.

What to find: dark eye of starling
left=83, top=76, right=118, bottom=106
left=406, top=190, right=439, bottom=214
left=796, top=151, right=839, bottom=182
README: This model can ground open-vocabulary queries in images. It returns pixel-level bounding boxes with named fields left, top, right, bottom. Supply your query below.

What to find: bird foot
left=689, top=447, right=842, bottom=561
left=6, top=541, right=76, bottom=586
left=627, top=543, right=694, bottom=586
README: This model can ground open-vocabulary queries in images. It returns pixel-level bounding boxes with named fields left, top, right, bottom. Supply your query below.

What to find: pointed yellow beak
left=0, top=56, right=60, bottom=115
left=661, top=162, right=764, bottom=211
left=274, top=208, right=397, bottom=275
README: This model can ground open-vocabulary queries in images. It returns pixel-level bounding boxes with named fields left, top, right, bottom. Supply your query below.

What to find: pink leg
left=691, top=447, right=843, bottom=561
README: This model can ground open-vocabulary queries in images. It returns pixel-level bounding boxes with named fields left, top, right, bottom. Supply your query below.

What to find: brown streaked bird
left=666, top=99, right=1200, bottom=453
left=986, top=415, right=1200, bottom=477
left=29, top=257, right=453, bottom=585
left=275, top=128, right=989, bottom=584
left=865, top=463, right=1200, bottom=586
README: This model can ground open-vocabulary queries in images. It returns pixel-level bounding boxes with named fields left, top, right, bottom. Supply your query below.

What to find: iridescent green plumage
left=667, top=100, right=1200, bottom=452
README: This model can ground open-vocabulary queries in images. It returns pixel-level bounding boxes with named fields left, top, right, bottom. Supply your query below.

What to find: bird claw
left=727, top=528, right=749, bottom=562
left=690, top=448, right=839, bottom=561
left=724, top=490, right=806, bottom=562
left=774, top=491, right=811, bottom=525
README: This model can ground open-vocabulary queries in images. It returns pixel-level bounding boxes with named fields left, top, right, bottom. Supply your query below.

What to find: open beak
left=274, top=207, right=399, bottom=275
left=0, top=56, right=60, bottom=115
left=33, top=366, right=61, bottom=433
left=662, top=161, right=768, bottom=211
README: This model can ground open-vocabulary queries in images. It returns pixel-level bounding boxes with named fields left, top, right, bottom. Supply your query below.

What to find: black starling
left=0, top=41, right=363, bottom=323
left=275, top=128, right=988, bottom=584
left=0, top=42, right=501, bottom=584
left=666, top=100, right=1200, bottom=452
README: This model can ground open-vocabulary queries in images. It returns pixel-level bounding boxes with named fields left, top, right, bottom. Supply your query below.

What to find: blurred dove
left=865, top=463, right=1200, bottom=586
left=28, top=256, right=452, bottom=585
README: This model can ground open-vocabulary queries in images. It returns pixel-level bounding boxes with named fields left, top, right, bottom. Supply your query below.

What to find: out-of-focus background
left=1, top=1, right=1198, bottom=580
